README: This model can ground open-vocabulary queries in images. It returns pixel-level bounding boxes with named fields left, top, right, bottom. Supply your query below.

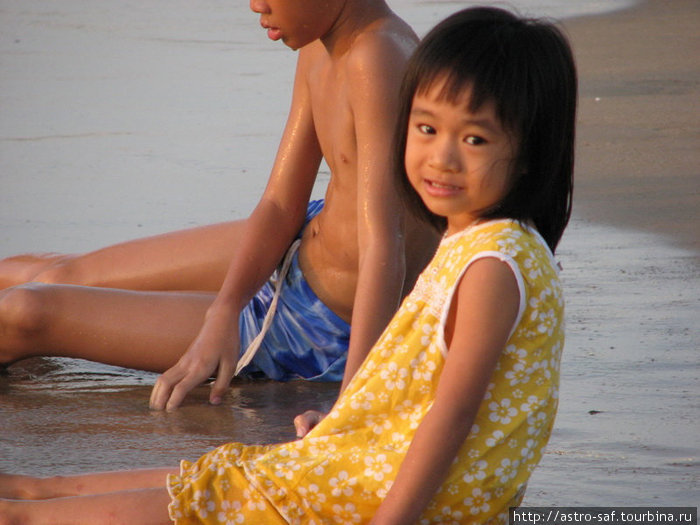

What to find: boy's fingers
left=149, top=368, right=184, bottom=410
left=209, top=360, right=235, bottom=405
left=165, top=373, right=205, bottom=411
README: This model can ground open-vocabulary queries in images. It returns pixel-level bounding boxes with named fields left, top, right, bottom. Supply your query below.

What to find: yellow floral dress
left=168, top=219, right=565, bottom=524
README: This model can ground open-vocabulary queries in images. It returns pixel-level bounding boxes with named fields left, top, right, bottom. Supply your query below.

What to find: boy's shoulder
left=299, top=12, right=416, bottom=73
left=346, top=14, right=417, bottom=70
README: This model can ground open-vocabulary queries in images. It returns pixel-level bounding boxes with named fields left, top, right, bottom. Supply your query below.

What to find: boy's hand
left=149, top=311, right=239, bottom=411
left=294, top=410, right=327, bottom=438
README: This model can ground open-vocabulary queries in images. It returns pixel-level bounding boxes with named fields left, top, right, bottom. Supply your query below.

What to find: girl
left=0, top=6, right=576, bottom=524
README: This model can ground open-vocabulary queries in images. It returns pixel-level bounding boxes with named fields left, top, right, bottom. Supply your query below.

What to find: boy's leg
left=0, top=469, right=176, bottom=500
left=0, top=220, right=246, bottom=292
left=0, top=487, right=173, bottom=525
left=0, top=283, right=214, bottom=371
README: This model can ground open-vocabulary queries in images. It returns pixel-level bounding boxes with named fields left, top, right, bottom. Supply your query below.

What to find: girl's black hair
left=394, top=6, right=577, bottom=252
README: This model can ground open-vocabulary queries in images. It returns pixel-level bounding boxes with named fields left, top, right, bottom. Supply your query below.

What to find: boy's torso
left=295, top=16, right=437, bottom=323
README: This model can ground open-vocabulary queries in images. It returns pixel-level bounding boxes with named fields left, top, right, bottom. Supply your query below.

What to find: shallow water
left=1, top=0, right=697, bottom=510
left=0, top=360, right=339, bottom=474
left=2, top=219, right=697, bottom=507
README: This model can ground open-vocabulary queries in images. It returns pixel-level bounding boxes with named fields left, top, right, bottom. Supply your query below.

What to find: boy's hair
left=394, top=7, right=577, bottom=252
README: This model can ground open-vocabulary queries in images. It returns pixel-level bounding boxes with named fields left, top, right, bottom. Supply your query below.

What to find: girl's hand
left=149, top=308, right=239, bottom=411
left=294, top=410, right=327, bottom=438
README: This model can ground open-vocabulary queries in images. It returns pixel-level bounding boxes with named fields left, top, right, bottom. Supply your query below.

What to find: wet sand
left=526, top=0, right=699, bottom=505
left=1, top=0, right=698, bottom=509
left=567, top=0, right=700, bottom=252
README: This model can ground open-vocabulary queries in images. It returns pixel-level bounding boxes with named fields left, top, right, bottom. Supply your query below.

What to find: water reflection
left=0, top=358, right=339, bottom=476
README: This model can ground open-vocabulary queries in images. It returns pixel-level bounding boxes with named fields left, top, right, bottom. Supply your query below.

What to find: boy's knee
left=33, top=259, right=79, bottom=285
left=0, top=284, right=51, bottom=343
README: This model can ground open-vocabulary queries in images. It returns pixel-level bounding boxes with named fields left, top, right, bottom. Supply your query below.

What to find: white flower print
left=305, top=436, right=337, bottom=457
left=482, top=381, right=496, bottom=401
left=332, top=502, right=362, bottom=523
left=420, top=323, right=435, bottom=346
left=217, top=500, right=244, bottom=524
left=462, top=459, right=488, bottom=483
left=537, top=307, right=558, bottom=336
left=364, top=413, right=392, bottom=435
left=495, top=457, right=520, bottom=483
left=464, top=487, right=491, bottom=515
left=488, top=398, right=518, bottom=425
left=349, top=391, right=375, bottom=411
left=242, top=488, right=266, bottom=512
left=376, top=479, right=394, bottom=499
left=527, top=410, right=549, bottom=436
left=380, top=361, right=409, bottom=390
left=190, top=490, right=215, bottom=518
left=329, top=471, right=357, bottom=498
left=364, top=453, right=393, bottom=482
left=496, top=234, right=521, bottom=258
left=485, top=430, right=505, bottom=447
left=410, top=350, right=438, bottom=381
left=465, top=422, right=480, bottom=440
left=298, top=483, right=326, bottom=512
left=504, top=362, right=533, bottom=386
left=277, top=446, right=300, bottom=460
left=421, top=505, right=465, bottom=524
left=523, top=255, right=543, bottom=281
left=520, top=439, right=536, bottom=461
left=504, top=344, right=528, bottom=364
left=395, top=400, right=424, bottom=430
left=274, top=458, right=301, bottom=480
left=519, top=394, right=543, bottom=413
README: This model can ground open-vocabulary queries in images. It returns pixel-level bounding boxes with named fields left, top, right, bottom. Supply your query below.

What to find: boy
left=0, top=0, right=437, bottom=412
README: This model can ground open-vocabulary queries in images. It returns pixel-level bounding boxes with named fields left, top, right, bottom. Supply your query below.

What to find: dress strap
left=234, top=239, right=301, bottom=376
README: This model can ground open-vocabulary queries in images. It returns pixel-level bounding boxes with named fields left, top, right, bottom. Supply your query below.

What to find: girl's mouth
left=424, top=179, right=462, bottom=196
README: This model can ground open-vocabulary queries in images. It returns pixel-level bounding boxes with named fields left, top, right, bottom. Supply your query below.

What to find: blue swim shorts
left=237, top=200, right=350, bottom=381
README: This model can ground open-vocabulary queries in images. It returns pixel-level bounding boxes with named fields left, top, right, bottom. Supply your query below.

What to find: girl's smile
left=405, top=81, right=518, bottom=235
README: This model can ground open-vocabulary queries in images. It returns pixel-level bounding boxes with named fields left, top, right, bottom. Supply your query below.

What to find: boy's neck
left=319, top=0, right=392, bottom=55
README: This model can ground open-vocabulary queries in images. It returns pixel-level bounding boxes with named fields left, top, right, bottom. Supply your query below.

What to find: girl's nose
left=429, top=138, right=462, bottom=173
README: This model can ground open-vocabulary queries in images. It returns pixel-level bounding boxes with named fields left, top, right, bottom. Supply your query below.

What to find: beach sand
left=567, top=0, right=699, bottom=252
left=525, top=0, right=700, bottom=505
left=1, top=0, right=698, bottom=508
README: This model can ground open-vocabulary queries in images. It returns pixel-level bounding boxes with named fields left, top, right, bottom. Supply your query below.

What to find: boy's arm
left=339, top=34, right=414, bottom=393
left=370, top=258, right=520, bottom=524
left=150, top=52, right=323, bottom=410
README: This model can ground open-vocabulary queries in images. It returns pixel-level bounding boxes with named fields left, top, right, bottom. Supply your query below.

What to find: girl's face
left=250, top=0, right=343, bottom=50
left=405, top=81, right=518, bottom=236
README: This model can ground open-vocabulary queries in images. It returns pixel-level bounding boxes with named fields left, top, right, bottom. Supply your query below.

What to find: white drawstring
left=234, top=239, right=301, bottom=376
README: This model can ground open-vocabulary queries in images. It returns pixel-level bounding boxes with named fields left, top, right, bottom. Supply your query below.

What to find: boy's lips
left=261, top=22, right=282, bottom=41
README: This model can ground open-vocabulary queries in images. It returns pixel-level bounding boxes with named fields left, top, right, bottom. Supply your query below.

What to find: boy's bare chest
left=307, top=64, right=356, bottom=175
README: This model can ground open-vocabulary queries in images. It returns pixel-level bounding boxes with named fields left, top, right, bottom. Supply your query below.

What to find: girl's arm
left=371, top=257, right=520, bottom=525
left=150, top=50, right=323, bottom=411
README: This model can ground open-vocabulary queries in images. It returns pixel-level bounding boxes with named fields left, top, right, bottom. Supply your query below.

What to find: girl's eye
left=465, top=135, right=486, bottom=145
left=418, top=124, right=436, bottom=135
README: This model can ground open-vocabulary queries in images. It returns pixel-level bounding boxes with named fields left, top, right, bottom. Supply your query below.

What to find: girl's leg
left=0, top=487, right=173, bottom=525
left=0, top=283, right=214, bottom=370
left=0, top=220, right=246, bottom=292
left=0, top=468, right=176, bottom=500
